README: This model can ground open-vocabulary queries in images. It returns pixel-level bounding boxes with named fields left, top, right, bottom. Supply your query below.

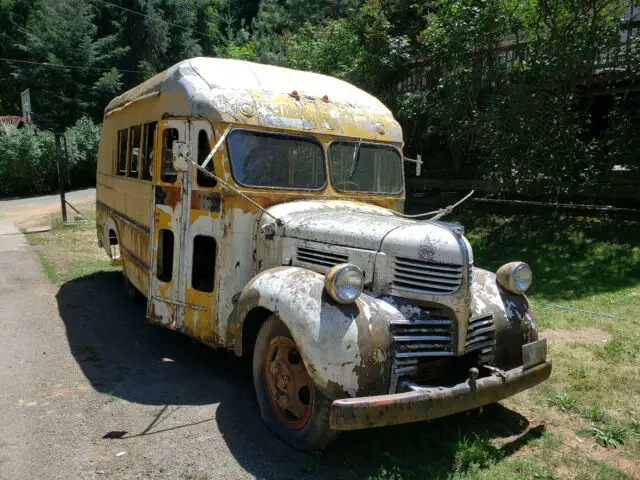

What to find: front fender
left=471, top=268, right=538, bottom=370
left=234, top=267, right=401, bottom=400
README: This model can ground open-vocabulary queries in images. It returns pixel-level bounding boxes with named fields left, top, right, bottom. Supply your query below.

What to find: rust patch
left=191, top=191, right=221, bottom=212
left=155, top=186, right=181, bottom=208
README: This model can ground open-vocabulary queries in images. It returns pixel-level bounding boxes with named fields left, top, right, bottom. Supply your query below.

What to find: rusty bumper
left=329, top=358, right=552, bottom=431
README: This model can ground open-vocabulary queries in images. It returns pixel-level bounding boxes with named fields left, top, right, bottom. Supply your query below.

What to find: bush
left=0, top=116, right=100, bottom=199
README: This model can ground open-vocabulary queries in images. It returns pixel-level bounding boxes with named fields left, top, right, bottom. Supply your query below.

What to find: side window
left=142, top=121, right=156, bottom=181
left=156, top=229, right=174, bottom=282
left=196, top=129, right=217, bottom=187
left=161, top=128, right=178, bottom=183
left=128, top=125, right=142, bottom=178
left=117, top=129, right=128, bottom=176
left=191, top=235, right=216, bottom=292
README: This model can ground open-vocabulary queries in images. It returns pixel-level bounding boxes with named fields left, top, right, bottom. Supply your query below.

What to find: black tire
left=253, top=314, right=339, bottom=451
left=123, top=273, right=138, bottom=301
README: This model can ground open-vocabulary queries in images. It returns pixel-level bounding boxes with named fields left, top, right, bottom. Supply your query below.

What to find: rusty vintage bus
left=96, top=57, right=551, bottom=450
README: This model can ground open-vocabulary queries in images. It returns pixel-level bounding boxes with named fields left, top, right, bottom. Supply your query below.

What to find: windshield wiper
left=348, top=138, right=362, bottom=179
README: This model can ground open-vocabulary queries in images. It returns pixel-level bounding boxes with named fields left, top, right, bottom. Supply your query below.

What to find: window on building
left=142, top=121, right=156, bottom=181
left=196, top=129, right=217, bottom=187
left=128, top=125, right=142, bottom=178
left=117, top=129, right=128, bottom=176
left=191, top=235, right=216, bottom=292
left=161, top=128, right=178, bottom=183
left=156, top=229, right=174, bottom=282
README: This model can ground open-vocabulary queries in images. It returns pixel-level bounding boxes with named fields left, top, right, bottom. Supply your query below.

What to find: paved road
left=0, top=188, right=96, bottom=209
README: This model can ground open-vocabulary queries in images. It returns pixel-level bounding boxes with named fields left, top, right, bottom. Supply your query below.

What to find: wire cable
left=0, top=57, right=142, bottom=74
left=531, top=300, right=640, bottom=325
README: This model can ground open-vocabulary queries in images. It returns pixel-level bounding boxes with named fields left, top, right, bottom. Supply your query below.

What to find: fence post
left=54, top=133, right=67, bottom=223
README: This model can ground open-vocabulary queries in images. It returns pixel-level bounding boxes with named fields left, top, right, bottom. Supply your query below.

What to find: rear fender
left=234, top=267, right=401, bottom=399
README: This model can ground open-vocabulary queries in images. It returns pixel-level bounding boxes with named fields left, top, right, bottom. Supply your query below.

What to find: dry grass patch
left=23, top=201, right=118, bottom=285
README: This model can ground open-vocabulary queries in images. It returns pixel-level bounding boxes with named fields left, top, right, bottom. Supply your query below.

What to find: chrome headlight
left=496, top=262, right=532, bottom=294
left=325, top=263, right=364, bottom=304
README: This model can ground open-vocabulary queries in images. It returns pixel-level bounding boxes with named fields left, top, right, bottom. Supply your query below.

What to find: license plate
left=522, top=339, right=547, bottom=370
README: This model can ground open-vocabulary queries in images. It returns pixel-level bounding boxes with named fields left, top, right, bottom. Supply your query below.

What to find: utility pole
left=54, top=133, right=67, bottom=223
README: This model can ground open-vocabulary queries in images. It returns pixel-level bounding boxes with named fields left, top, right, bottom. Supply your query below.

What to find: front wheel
left=253, top=315, right=339, bottom=451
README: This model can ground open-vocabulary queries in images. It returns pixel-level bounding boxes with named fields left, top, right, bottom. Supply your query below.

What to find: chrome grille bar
left=296, top=246, right=348, bottom=268
left=391, top=257, right=464, bottom=295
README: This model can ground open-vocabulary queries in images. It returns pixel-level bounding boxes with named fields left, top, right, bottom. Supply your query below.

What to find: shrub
left=0, top=117, right=100, bottom=199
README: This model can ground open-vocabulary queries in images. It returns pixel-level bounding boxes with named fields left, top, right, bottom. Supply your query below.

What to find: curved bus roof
left=104, top=57, right=402, bottom=143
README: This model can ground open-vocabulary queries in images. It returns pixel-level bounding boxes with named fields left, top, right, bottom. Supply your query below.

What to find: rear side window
left=157, top=229, right=174, bottom=282
left=191, top=235, right=216, bottom=292
left=128, top=125, right=142, bottom=178
left=117, top=129, right=128, bottom=175
left=161, top=128, right=178, bottom=183
left=227, top=130, right=325, bottom=190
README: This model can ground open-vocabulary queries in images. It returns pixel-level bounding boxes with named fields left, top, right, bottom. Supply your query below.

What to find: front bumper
left=329, top=358, right=552, bottom=431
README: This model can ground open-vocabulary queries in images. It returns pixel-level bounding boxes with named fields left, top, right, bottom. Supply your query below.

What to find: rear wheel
left=253, top=315, right=339, bottom=451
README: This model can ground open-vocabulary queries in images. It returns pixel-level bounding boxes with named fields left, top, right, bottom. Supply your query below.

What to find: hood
left=264, top=200, right=470, bottom=264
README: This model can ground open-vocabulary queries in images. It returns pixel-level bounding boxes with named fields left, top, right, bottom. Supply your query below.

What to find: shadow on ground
left=57, top=271, right=542, bottom=479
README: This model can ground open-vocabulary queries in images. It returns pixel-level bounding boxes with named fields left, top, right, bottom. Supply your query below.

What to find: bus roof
left=104, top=57, right=402, bottom=143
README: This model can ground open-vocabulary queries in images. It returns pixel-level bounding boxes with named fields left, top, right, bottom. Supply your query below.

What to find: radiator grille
left=296, top=246, right=348, bottom=268
left=390, top=305, right=455, bottom=377
left=465, top=313, right=495, bottom=363
left=391, top=257, right=463, bottom=295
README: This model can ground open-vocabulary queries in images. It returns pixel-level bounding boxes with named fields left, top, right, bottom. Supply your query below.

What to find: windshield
left=329, top=141, right=403, bottom=194
left=227, top=129, right=326, bottom=189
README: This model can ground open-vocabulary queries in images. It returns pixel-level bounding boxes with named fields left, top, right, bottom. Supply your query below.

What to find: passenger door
left=148, top=119, right=221, bottom=344
left=148, top=119, right=191, bottom=329
left=181, top=120, right=222, bottom=344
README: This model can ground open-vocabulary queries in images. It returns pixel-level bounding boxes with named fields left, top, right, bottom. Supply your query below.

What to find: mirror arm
left=403, top=154, right=422, bottom=177
left=201, top=124, right=232, bottom=170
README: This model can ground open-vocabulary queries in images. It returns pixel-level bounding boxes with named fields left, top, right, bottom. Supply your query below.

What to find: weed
left=568, top=367, right=587, bottom=379
left=584, top=406, right=607, bottom=423
left=591, top=425, right=627, bottom=448
left=454, top=435, right=503, bottom=472
left=549, top=393, right=578, bottom=413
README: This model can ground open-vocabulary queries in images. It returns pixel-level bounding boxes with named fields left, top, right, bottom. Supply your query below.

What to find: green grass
left=23, top=202, right=118, bottom=285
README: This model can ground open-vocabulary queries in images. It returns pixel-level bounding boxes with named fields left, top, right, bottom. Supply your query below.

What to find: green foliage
left=1, top=0, right=638, bottom=199
left=549, top=393, right=578, bottom=412
left=584, top=406, right=608, bottom=424
left=0, top=116, right=100, bottom=198
left=454, top=435, right=504, bottom=472
left=591, top=424, right=627, bottom=448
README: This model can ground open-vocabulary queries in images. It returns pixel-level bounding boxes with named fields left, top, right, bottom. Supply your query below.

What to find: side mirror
left=172, top=141, right=190, bottom=171
left=403, top=154, right=423, bottom=177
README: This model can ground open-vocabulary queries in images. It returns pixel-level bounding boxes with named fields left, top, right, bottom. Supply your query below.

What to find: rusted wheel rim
left=264, top=336, right=313, bottom=430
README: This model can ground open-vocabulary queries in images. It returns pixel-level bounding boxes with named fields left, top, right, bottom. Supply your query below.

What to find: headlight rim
left=496, top=261, right=532, bottom=294
left=324, top=263, right=364, bottom=304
